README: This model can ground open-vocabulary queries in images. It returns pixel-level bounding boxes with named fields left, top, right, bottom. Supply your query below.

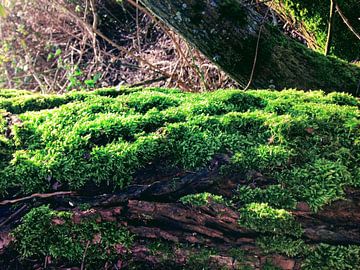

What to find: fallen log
left=0, top=88, right=359, bottom=269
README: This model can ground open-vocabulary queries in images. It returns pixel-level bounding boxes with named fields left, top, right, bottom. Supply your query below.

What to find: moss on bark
left=1, top=88, right=360, bottom=269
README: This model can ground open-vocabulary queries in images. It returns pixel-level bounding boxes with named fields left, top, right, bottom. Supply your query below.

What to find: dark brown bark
left=2, top=186, right=360, bottom=269
left=137, top=0, right=360, bottom=95
left=2, top=159, right=360, bottom=269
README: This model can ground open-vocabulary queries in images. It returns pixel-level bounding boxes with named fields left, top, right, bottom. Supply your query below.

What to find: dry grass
left=0, top=0, right=238, bottom=93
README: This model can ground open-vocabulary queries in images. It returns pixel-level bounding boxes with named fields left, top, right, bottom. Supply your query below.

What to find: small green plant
left=180, top=192, right=225, bottom=206
left=234, top=185, right=297, bottom=209
left=256, top=235, right=308, bottom=257
left=238, top=203, right=303, bottom=237
left=12, top=205, right=134, bottom=268
left=302, top=244, right=360, bottom=270
left=186, top=248, right=215, bottom=270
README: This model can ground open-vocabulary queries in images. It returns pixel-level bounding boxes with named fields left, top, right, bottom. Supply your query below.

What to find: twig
left=244, top=6, right=271, bottom=90
left=0, top=205, right=27, bottom=228
left=325, top=0, right=336, bottom=55
left=80, top=240, right=91, bottom=270
left=0, top=191, right=75, bottom=206
left=335, top=1, right=360, bottom=40
left=89, top=0, right=99, bottom=62
left=93, top=29, right=189, bottom=91
left=126, top=0, right=204, bottom=89
left=135, top=0, right=141, bottom=52
left=129, top=75, right=168, bottom=87
left=56, top=0, right=189, bottom=91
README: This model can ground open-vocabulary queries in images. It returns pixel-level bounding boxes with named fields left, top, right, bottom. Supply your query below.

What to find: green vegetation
left=180, top=192, right=225, bottom=206
left=0, top=88, right=358, bottom=214
left=256, top=235, right=308, bottom=257
left=238, top=203, right=303, bottom=237
left=302, top=244, right=360, bottom=270
left=12, top=205, right=134, bottom=268
left=1, top=87, right=359, bottom=268
left=273, top=0, right=360, bottom=60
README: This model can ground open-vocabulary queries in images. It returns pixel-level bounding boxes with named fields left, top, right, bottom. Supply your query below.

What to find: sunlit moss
left=0, top=88, right=358, bottom=214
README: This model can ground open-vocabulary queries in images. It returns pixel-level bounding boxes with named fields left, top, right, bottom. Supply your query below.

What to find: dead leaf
left=305, top=127, right=315, bottom=134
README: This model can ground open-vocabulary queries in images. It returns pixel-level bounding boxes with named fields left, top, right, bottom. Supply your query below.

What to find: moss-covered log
left=0, top=87, right=360, bottom=269
left=137, top=0, right=360, bottom=95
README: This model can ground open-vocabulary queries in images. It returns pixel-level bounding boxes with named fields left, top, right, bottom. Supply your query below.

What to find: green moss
left=302, top=244, right=360, bottom=270
left=273, top=0, right=360, bottom=60
left=0, top=89, right=33, bottom=98
left=0, top=94, right=82, bottom=114
left=186, top=248, right=216, bottom=270
left=218, top=0, right=248, bottom=25
left=188, top=1, right=207, bottom=26
left=180, top=192, right=225, bottom=206
left=234, top=185, right=297, bottom=209
left=12, top=205, right=134, bottom=268
left=238, top=203, right=303, bottom=237
left=263, top=261, right=282, bottom=270
left=0, top=88, right=358, bottom=216
left=0, top=86, right=145, bottom=114
left=256, top=235, right=308, bottom=257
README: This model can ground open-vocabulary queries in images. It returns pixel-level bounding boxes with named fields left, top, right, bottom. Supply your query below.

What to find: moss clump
left=0, top=88, right=358, bottom=216
left=12, top=205, right=133, bottom=268
left=0, top=86, right=143, bottom=114
left=302, top=244, right=360, bottom=270
left=256, top=235, right=308, bottom=257
left=238, top=203, right=303, bottom=237
left=234, top=185, right=297, bottom=209
left=274, top=158, right=352, bottom=211
left=0, top=110, right=12, bottom=173
left=179, top=192, right=225, bottom=206
left=0, top=89, right=33, bottom=98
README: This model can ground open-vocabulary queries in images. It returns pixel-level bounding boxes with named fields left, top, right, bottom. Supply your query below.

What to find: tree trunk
left=138, top=0, right=360, bottom=95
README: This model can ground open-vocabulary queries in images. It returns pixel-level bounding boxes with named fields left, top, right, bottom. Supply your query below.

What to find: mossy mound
left=273, top=0, right=360, bottom=61
left=11, top=205, right=133, bottom=268
left=1, top=87, right=359, bottom=269
left=0, top=87, right=359, bottom=211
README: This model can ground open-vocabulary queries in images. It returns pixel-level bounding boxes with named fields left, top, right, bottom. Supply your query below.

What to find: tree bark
left=2, top=172, right=360, bottom=269
left=137, top=0, right=360, bottom=95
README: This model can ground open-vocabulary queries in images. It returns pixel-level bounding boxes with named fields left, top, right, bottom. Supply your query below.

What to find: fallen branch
left=0, top=205, right=27, bottom=228
left=0, top=191, right=76, bottom=206
left=335, top=1, right=360, bottom=41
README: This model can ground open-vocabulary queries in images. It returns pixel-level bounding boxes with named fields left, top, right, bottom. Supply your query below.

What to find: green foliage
left=180, top=192, right=225, bottom=206
left=12, top=205, right=134, bottom=268
left=256, top=235, right=308, bottom=257
left=186, top=248, right=215, bottom=270
left=0, top=89, right=33, bottom=98
left=0, top=88, right=358, bottom=216
left=234, top=185, right=297, bottom=209
left=0, top=4, right=6, bottom=18
left=263, top=261, right=282, bottom=270
left=302, top=244, right=360, bottom=270
left=274, top=0, right=360, bottom=60
left=238, top=203, right=303, bottom=237
left=274, top=159, right=352, bottom=211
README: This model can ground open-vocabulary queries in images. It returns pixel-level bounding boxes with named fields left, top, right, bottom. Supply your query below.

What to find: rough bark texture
left=2, top=174, right=360, bottom=269
left=138, top=0, right=360, bottom=95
